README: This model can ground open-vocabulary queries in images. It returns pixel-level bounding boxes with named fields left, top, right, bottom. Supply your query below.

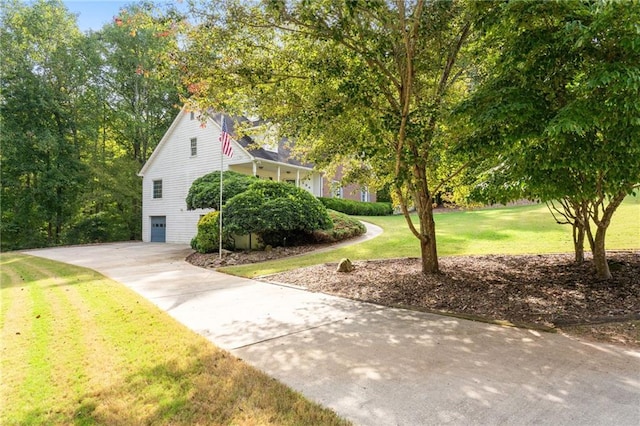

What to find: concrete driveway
left=27, top=242, right=640, bottom=425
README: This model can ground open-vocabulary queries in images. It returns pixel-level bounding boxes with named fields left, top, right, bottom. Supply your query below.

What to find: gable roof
left=138, top=106, right=313, bottom=177
left=206, top=112, right=311, bottom=168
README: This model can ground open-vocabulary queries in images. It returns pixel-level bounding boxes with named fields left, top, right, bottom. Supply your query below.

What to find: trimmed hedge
left=224, top=180, right=332, bottom=247
left=312, top=210, right=366, bottom=243
left=318, top=197, right=393, bottom=216
left=186, top=171, right=257, bottom=210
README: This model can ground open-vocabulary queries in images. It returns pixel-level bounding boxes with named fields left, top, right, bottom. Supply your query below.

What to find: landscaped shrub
left=318, top=197, right=393, bottom=216
left=312, top=210, right=366, bottom=243
left=191, top=211, right=232, bottom=253
left=186, top=171, right=257, bottom=210
left=224, top=180, right=332, bottom=247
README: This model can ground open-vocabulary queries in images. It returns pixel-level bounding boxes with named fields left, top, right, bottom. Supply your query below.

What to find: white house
left=138, top=107, right=323, bottom=243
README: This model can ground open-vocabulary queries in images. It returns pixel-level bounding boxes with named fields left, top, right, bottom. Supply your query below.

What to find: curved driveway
left=27, top=239, right=640, bottom=425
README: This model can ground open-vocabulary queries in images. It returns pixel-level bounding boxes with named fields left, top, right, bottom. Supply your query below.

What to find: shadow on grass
left=0, top=253, right=101, bottom=290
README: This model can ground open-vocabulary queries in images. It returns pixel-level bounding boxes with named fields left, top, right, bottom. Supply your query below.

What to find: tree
left=0, top=1, right=192, bottom=249
left=181, top=0, right=479, bottom=274
left=459, top=0, right=640, bottom=279
left=1, top=0, right=93, bottom=248
left=98, top=2, right=186, bottom=165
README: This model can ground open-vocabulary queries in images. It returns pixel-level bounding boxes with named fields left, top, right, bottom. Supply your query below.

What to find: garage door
left=150, top=216, right=166, bottom=242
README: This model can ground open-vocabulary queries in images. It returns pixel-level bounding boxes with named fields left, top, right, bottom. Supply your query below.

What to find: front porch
left=229, top=159, right=323, bottom=197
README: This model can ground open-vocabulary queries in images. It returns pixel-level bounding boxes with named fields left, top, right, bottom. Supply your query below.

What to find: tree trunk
left=592, top=224, right=611, bottom=280
left=394, top=183, right=439, bottom=275
left=572, top=222, right=585, bottom=263
left=419, top=200, right=439, bottom=274
left=414, top=181, right=439, bottom=274
left=588, top=191, right=627, bottom=280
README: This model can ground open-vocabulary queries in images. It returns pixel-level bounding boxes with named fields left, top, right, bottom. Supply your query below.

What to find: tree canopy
left=2, top=0, right=636, bottom=284
left=459, top=0, right=640, bottom=278
left=181, top=0, right=479, bottom=274
left=1, top=0, right=90, bottom=247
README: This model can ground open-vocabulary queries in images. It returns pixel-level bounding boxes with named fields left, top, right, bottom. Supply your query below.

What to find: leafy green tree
left=1, top=0, right=94, bottom=248
left=460, top=0, right=640, bottom=279
left=0, top=1, right=193, bottom=249
left=182, top=0, right=479, bottom=274
left=98, top=2, right=186, bottom=165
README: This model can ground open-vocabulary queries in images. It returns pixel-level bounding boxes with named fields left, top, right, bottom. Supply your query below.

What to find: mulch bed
left=266, top=252, right=640, bottom=327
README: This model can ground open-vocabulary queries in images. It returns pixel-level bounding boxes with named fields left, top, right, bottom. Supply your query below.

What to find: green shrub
left=191, top=211, right=232, bottom=253
left=224, top=180, right=332, bottom=247
left=312, top=210, right=366, bottom=243
left=64, top=212, right=130, bottom=244
left=318, top=197, right=393, bottom=216
left=186, top=171, right=257, bottom=210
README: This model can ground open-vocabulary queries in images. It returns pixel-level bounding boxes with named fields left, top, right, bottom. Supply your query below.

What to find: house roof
left=208, top=112, right=311, bottom=168
left=138, top=106, right=313, bottom=177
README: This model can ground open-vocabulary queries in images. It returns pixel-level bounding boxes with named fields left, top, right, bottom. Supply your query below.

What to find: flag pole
left=219, top=118, right=224, bottom=259
left=218, top=115, right=234, bottom=258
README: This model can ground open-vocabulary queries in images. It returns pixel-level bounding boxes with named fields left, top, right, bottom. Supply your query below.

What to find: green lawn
left=0, top=254, right=349, bottom=426
left=222, top=197, right=640, bottom=277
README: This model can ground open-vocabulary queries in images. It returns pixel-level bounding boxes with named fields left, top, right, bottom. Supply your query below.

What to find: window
left=190, top=111, right=195, bottom=120
left=153, top=180, right=162, bottom=199
left=190, top=137, right=197, bottom=156
left=361, top=189, right=369, bottom=202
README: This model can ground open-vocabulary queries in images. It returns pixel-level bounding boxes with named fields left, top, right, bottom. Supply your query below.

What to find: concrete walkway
left=26, top=242, right=640, bottom=425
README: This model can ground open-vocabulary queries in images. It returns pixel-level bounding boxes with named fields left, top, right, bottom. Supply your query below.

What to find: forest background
left=1, top=0, right=187, bottom=249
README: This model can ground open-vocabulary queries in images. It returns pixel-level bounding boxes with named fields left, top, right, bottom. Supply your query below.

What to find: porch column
left=252, top=161, right=257, bottom=176
left=296, top=170, right=300, bottom=187
left=277, top=166, right=281, bottom=182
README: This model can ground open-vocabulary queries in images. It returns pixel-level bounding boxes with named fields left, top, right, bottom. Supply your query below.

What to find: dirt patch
left=188, top=250, right=640, bottom=347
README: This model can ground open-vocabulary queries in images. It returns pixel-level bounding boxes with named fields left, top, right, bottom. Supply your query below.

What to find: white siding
left=141, top=110, right=252, bottom=243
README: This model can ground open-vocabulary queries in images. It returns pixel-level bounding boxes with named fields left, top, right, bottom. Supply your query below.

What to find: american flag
left=219, top=117, right=233, bottom=158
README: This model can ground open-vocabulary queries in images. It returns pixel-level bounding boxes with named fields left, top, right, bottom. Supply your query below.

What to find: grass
left=0, top=254, right=349, bottom=426
left=221, top=197, right=640, bottom=278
